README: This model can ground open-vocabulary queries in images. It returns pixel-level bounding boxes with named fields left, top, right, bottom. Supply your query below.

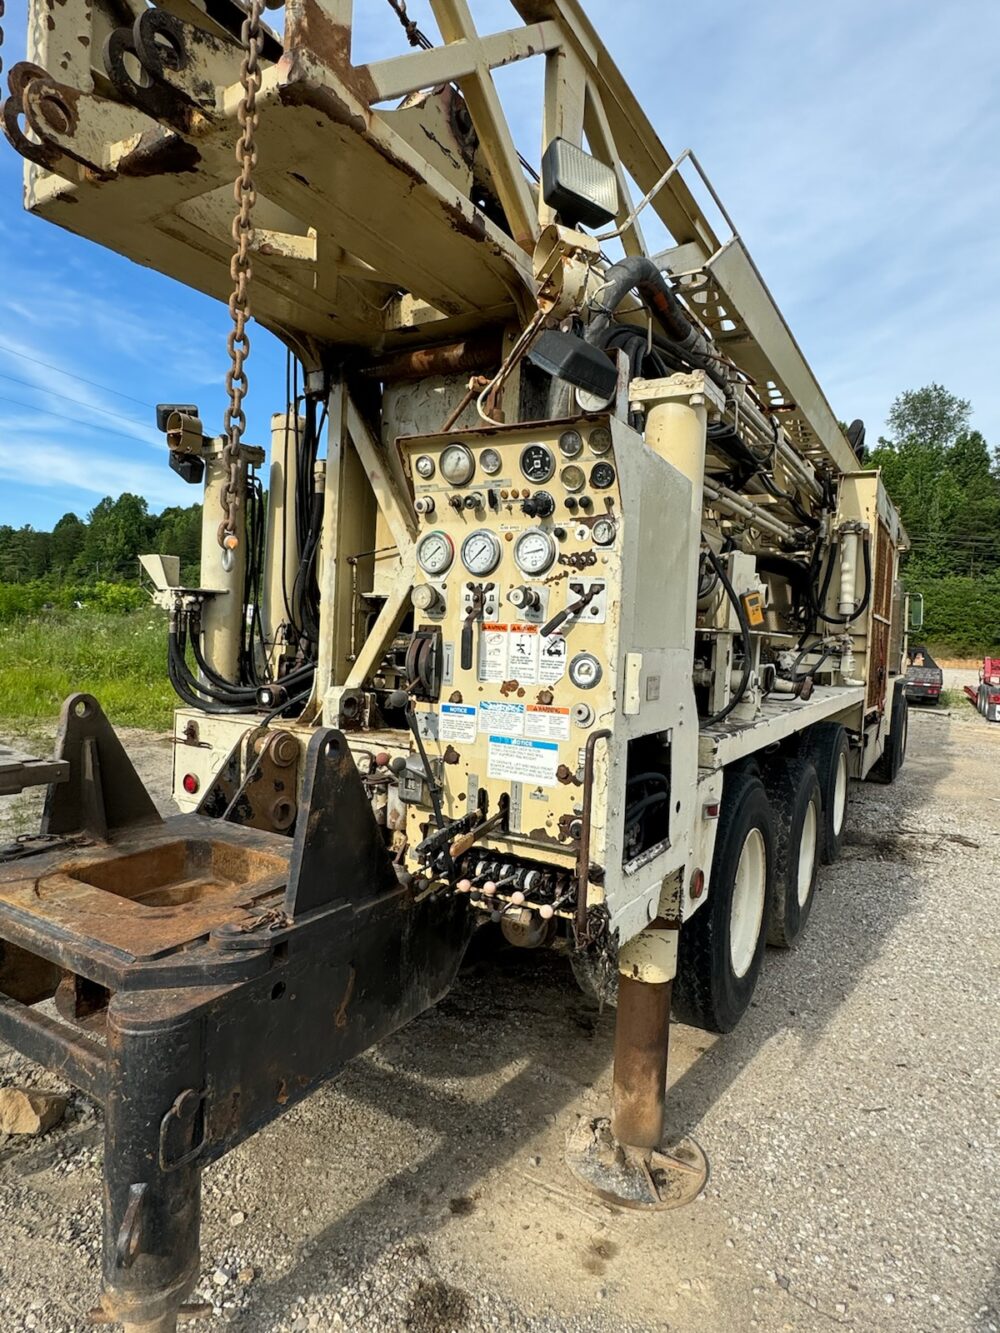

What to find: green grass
left=0, top=609, right=173, bottom=731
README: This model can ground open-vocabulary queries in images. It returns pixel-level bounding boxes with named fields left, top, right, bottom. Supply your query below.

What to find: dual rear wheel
left=675, top=723, right=848, bottom=1034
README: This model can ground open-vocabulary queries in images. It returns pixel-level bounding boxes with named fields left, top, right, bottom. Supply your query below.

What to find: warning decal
left=538, top=633, right=568, bottom=684
left=525, top=704, right=571, bottom=741
left=479, top=699, right=525, bottom=736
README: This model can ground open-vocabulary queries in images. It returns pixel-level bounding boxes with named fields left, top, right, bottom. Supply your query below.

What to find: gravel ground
left=0, top=708, right=997, bottom=1333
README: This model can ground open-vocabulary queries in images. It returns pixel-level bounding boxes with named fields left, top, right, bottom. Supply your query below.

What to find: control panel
left=401, top=420, right=624, bottom=882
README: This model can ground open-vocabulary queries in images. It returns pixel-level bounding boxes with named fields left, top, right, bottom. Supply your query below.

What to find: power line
left=0, top=393, right=154, bottom=448
left=0, top=339, right=153, bottom=408
left=0, top=369, right=155, bottom=433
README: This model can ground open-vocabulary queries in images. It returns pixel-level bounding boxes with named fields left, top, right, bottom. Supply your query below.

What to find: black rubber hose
left=700, top=540, right=754, bottom=726
left=813, top=534, right=872, bottom=626
left=586, top=256, right=725, bottom=387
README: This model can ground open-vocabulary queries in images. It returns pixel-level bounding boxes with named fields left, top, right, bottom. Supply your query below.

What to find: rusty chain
left=219, top=0, right=265, bottom=558
left=0, top=0, right=5, bottom=78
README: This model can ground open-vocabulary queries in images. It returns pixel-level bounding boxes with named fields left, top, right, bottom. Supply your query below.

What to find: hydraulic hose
left=700, top=539, right=754, bottom=726
left=586, top=256, right=725, bottom=387
left=812, top=533, right=872, bottom=626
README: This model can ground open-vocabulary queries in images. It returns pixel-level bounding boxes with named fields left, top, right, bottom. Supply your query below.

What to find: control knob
left=521, top=490, right=555, bottom=518
left=508, top=585, right=541, bottom=612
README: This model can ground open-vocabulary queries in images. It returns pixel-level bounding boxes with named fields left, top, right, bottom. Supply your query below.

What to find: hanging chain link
left=0, top=0, right=6, bottom=78
left=219, top=0, right=265, bottom=554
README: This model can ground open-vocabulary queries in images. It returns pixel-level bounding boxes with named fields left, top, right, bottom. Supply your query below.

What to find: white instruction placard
left=506, top=624, right=539, bottom=684
left=479, top=700, right=524, bottom=736
left=487, top=736, right=560, bottom=787
left=440, top=704, right=477, bottom=743
left=478, top=623, right=508, bottom=683
left=538, top=633, right=568, bottom=684
left=525, top=704, right=571, bottom=741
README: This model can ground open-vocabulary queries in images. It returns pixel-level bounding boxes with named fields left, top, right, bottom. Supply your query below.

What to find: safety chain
left=219, top=0, right=265, bottom=557
left=385, top=0, right=432, bottom=51
left=0, top=0, right=5, bottom=78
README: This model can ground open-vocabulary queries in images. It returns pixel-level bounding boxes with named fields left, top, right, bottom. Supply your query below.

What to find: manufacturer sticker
left=479, top=700, right=525, bottom=736
left=487, top=736, right=560, bottom=787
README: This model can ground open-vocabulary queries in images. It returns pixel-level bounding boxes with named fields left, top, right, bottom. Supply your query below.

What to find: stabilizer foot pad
left=566, top=1116, right=708, bottom=1211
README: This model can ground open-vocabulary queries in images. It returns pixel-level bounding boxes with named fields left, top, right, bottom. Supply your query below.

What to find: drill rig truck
left=0, top=1, right=910, bottom=1327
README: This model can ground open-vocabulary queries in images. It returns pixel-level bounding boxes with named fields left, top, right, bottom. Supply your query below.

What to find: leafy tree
left=50, top=512, right=86, bottom=574
left=81, top=493, right=156, bottom=576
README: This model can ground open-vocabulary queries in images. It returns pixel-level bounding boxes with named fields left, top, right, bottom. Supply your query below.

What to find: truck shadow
left=239, top=718, right=956, bottom=1324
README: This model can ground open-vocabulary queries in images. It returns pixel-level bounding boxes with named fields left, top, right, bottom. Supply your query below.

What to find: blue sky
left=1, top=0, right=998, bottom=530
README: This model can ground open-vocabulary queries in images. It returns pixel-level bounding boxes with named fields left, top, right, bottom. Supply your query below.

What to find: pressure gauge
left=560, top=463, right=586, bottom=493
left=520, top=443, right=555, bottom=483
left=480, top=447, right=503, bottom=476
left=461, top=529, right=502, bottom=576
left=590, top=461, right=616, bottom=490
left=513, top=529, right=556, bottom=576
left=440, top=443, right=475, bottom=486
left=416, top=530, right=454, bottom=576
left=414, top=454, right=435, bottom=479
left=589, top=426, right=613, bottom=455
left=592, top=517, right=617, bottom=546
left=569, top=652, right=603, bottom=689
left=558, top=429, right=583, bottom=458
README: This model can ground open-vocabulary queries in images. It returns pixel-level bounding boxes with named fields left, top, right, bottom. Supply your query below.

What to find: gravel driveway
left=0, top=708, right=997, bottom=1333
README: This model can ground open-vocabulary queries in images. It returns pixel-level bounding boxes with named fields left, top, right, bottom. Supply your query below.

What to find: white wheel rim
left=832, top=751, right=848, bottom=836
left=899, top=709, right=907, bottom=757
left=797, top=800, right=818, bottom=908
left=730, top=827, right=766, bottom=978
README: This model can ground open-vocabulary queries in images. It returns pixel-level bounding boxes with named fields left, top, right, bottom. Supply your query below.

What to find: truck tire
left=806, top=723, right=850, bottom=864
left=674, top=769, right=774, bottom=1033
left=870, top=682, right=908, bottom=784
left=763, top=758, right=821, bottom=948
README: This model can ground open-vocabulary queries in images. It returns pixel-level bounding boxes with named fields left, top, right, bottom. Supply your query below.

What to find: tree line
left=865, top=384, right=1000, bottom=654
left=0, top=494, right=201, bottom=584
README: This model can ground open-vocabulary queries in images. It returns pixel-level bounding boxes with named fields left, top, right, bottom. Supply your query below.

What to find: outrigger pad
left=41, top=694, right=163, bottom=841
left=284, top=727, right=400, bottom=917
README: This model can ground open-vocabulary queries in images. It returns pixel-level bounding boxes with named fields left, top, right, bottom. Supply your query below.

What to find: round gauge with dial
left=569, top=652, right=603, bottom=689
left=416, top=530, right=454, bottom=576
left=461, top=529, right=502, bottom=576
left=480, top=447, right=503, bottom=476
left=440, top=443, right=475, bottom=486
left=592, top=517, right=617, bottom=546
left=520, top=443, right=555, bottom=484
left=558, top=429, right=583, bottom=458
left=513, top=528, right=556, bottom=576
left=414, top=454, right=435, bottom=479
left=560, top=463, right=586, bottom=493
left=589, top=426, right=613, bottom=455
left=590, top=461, right=616, bottom=490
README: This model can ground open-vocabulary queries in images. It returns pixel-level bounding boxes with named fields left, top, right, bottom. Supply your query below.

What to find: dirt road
left=0, top=707, right=997, bottom=1333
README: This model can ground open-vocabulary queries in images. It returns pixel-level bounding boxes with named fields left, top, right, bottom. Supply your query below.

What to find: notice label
left=440, top=704, right=476, bottom=743
left=538, top=633, right=568, bottom=684
left=525, top=703, right=571, bottom=741
left=506, top=624, right=540, bottom=683
left=478, top=623, right=508, bottom=683
left=479, top=699, right=524, bottom=736
left=487, top=736, right=560, bottom=787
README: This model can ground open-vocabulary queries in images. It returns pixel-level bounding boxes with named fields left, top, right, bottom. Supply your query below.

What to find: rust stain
left=442, top=746, right=460, bottom=765
left=334, top=966, right=356, bottom=1029
left=118, top=131, right=201, bottom=178
left=449, top=691, right=463, bottom=705
left=499, top=679, right=520, bottom=697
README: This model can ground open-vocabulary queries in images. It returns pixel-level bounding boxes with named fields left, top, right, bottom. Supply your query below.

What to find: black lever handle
left=540, top=583, right=601, bottom=638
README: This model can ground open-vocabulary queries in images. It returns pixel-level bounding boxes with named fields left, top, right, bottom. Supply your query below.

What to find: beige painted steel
left=264, top=412, right=302, bottom=650
left=199, top=443, right=245, bottom=682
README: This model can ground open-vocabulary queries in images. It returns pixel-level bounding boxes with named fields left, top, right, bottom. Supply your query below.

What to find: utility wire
left=0, top=339, right=153, bottom=408
left=0, top=393, right=154, bottom=447
left=0, top=369, right=155, bottom=432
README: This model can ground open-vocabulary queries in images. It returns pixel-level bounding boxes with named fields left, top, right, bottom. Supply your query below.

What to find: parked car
left=905, top=645, right=943, bottom=703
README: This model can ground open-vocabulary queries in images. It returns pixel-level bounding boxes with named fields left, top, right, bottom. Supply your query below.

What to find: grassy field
left=0, top=609, right=173, bottom=732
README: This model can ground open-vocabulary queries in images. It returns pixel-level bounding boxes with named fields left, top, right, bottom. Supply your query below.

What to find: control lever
left=449, top=808, right=508, bottom=860
left=386, top=690, right=447, bottom=836
left=461, top=583, right=486, bottom=671
left=540, top=582, right=602, bottom=638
